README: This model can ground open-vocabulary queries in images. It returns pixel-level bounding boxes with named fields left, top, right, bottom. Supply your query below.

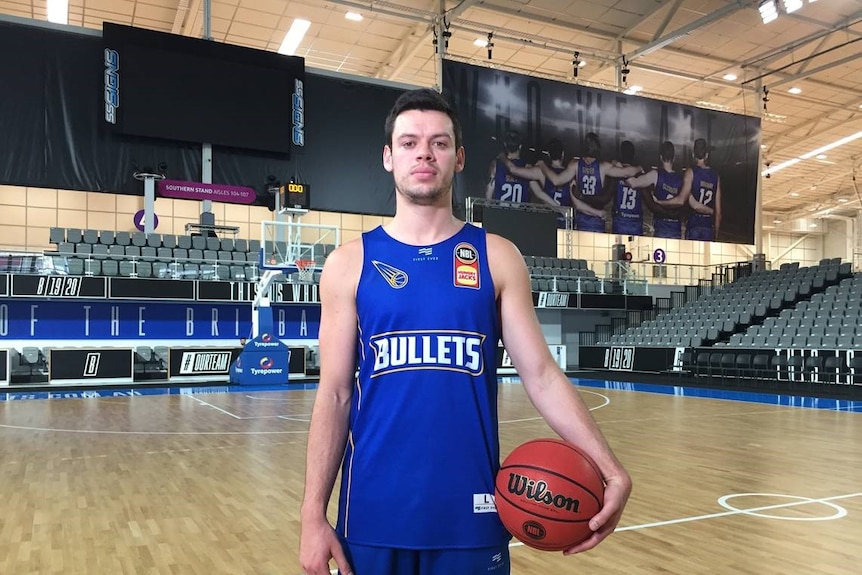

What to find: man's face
left=383, top=109, right=465, bottom=206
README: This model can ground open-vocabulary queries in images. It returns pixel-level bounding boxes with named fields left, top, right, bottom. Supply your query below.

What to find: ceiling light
left=799, top=131, right=862, bottom=159
left=723, top=73, right=737, bottom=81
left=278, top=18, right=311, bottom=56
left=759, top=0, right=779, bottom=24
left=815, top=154, right=827, bottom=160
left=783, top=0, right=804, bottom=13
left=789, top=192, right=800, bottom=197
left=761, top=144, right=767, bottom=149
left=788, top=87, right=802, bottom=94
left=345, top=11, right=363, bottom=21
left=47, top=0, right=68, bottom=24
left=808, top=222, right=817, bottom=227
left=623, top=85, right=643, bottom=95
left=773, top=219, right=783, bottom=224
left=473, top=38, right=488, bottom=47
left=578, top=60, right=587, bottom=68
left=838, top=198, right=849, bottom=203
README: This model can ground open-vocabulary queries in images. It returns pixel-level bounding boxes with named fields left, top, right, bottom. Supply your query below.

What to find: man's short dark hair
left=693, top=138, right=709, bottom=160
left=384, top=88, right=463, bottom=149
left=547, top=138, right=565, bottom=162
left=503, top=130, right=522, bottom=154
left=660, top=140, right=675, bottom=162
left=619, top=140, right=636, bottom=165
left=584, top=132, right=601, bottom=158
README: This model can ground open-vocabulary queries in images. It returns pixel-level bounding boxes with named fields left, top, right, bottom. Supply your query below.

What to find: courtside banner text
left=0, top=301, right=319, bottom=340
left=443, top=60, right=759, bottom=244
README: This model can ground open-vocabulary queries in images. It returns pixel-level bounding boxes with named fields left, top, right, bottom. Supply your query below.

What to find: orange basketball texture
left=494, top=438, right=604, bottom=551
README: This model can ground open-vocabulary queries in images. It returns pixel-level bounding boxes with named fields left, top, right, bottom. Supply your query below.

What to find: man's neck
left=386, top=201, right=462, bottom=246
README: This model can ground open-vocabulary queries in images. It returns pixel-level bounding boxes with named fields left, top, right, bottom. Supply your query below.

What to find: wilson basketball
left=494, top=438, right=604, bottom=551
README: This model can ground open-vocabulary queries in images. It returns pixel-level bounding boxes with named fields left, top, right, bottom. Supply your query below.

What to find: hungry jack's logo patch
left=454, top=242, right=480, bottom=289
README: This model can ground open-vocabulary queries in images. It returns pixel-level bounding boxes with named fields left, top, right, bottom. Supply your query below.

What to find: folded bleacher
left=46, top=227, right=331, bottom=283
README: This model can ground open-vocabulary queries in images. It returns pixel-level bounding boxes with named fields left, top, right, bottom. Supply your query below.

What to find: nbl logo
left=83, top=353, right=101, bottom=377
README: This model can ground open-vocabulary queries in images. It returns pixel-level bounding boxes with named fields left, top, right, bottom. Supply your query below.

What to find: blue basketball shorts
left=339, top=542, right=511, bottom=575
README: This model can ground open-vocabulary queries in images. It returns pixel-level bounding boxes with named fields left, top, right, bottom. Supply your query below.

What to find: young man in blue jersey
left=651, top=138, right=720, bottom=240
left=299, top=88, right=632, bottom=575
left=625, top=140, right=687, bottom=239
left=523, top=138, right=604, bottom=227
left=485, top=130, right=531, bottom=203
left=610, top=141, right=645, bottom=236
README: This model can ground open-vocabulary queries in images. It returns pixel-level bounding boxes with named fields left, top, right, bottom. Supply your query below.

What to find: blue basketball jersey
left=653, top=168, right=683, bottom=239
left=612, top=172, right=643, bottom=235
left=493, top=158, right=529, bottom=202
left=338, top=224, right=509, bottom=550
left=686, top=165, right=718, bottom=240
left=576, top=158, right=606, bottom=233
left=545, top=165, right=571, bottom=229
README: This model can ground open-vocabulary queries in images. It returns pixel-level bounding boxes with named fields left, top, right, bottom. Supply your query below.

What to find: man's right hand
left=299, top=517, right=353, bottom=575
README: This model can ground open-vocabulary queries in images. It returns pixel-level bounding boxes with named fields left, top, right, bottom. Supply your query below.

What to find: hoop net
left=295, top=259, right=315, bottom=283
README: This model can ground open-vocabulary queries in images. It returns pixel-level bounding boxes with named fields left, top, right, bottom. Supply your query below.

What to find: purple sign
left=133, top=209, right=159, bottom=232
left=158, top=179, right=257, bottom=205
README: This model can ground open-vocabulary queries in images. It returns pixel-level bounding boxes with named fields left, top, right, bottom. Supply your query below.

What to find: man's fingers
left=332, top=545, right=353, bottom=575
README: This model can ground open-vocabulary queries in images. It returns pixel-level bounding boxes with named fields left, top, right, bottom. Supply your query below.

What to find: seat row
left=50, top=227, right=261, bottom=254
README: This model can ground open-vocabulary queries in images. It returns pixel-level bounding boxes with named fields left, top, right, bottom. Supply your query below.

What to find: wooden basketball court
left=1, top=380, right=859, bottom=574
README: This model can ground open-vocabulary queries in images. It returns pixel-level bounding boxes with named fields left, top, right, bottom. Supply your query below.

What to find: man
left=299, top=89, right=631, bottom=575
left=485, top=130, right=530, bottom=203
left=525, top=138, right=603, bottom=228
left=625, top=140, right=686, bottom=239
left=501, top=133, right=640, bottom=233
left=610, top=141, right=644, bottom=236
left=652, top=138, right=720, bottom=241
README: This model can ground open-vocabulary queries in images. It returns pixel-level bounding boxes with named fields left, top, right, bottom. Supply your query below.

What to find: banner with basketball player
left=442, top=60, right=760, bottom=245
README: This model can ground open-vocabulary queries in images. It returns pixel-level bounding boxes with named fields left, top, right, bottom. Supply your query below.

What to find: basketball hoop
left=295, top=259, right=315, bottom=283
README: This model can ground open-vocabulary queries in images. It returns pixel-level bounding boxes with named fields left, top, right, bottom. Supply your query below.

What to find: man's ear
left=383, top=145, right=393, bottom=173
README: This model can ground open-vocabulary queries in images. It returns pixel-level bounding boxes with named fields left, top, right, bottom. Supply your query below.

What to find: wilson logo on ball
left=506, top=473, right=581, bottom=513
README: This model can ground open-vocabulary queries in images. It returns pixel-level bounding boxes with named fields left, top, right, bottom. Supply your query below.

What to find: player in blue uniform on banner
left=651, top=138, right=720, bottom=241
left=299, top=89, right=631, bottom=575
left=485, top=130, right=530, bottom=203
left=625, top=141, right=686, bottom=239
left=610, top=141, right=645, bottom=236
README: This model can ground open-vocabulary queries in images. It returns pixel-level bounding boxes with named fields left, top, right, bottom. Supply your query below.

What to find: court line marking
left=0, top=423, right=310, bottom=435
left=500, top=390, right=609, bottom=424
left=506, top=491, right=862, bottom=548
left=717, top=493, right=848, bottom=521
left=189, top=396, right=241, bottom=419
left=245, top=395, right=315, bottom=402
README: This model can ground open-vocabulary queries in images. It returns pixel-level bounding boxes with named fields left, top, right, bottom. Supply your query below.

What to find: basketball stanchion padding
left=494, top=438, right=604, bottom=551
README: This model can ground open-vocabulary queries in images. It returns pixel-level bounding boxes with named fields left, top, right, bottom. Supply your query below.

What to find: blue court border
left=2, top=378, right=861, bottom=412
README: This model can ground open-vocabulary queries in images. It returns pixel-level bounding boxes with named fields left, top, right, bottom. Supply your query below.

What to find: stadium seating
left=524, top=255, right=600, bottom=294
left=42, top=227, right=319, bottom=284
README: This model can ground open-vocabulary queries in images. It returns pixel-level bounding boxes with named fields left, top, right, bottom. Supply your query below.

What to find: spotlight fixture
left=345, top=11, right=363, bottom=22
left=620, top=56, right=630, bottom=86
left=782, top=0, right=803, bottom=13
left=723, top=73, right=737, bottom=81
left=572, top=51, right=581, bottom=78
left=788, top=86, right=802, bottom=94
left=762, top=86, right=770, bottom=113
left=758, top=0, right=779, bottom=24
left=486, top=32, right=494, bottom=60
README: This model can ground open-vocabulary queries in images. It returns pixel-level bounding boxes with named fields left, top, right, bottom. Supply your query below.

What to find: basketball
left=495, top=438, right=604, bottom=551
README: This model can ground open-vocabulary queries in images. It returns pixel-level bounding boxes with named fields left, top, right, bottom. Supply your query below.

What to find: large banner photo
left=443, top=60, right=760, bottom=244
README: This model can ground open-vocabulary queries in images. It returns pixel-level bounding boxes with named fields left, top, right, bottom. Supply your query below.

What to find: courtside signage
left=170, top=348, right=240, bottom=378
left=158, top=179, right=256, bottom=205
left=48, top=348, right=133, bottom=381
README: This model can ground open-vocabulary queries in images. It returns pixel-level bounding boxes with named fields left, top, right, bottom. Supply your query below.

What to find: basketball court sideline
left=0, top=379, right=859, bottom=574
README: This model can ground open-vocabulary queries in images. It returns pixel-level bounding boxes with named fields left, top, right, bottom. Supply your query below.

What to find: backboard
left=259, top=219, right=340, bottom=277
